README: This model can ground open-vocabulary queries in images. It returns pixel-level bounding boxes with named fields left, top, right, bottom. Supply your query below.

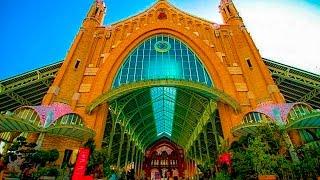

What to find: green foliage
left=87, top=148, right=111, bottom=178
left=33, top=167, right=60, bottom=178
left=232, top=150, right=255, bottom=179
left=48, top=149, right=59, bottom=163
left=32, top=150, right=49, bottom=165
left=296, top=145, right=320, bottom=178
left=2, top=136, right=61, bottom=180
left=4, top=136, right=38, bottom=175
left=217, top=136, right=229, bottom=154
left=88, top=149, right=108, bottom=170
left=198, top=159, right=213, bottom=173
left=248, top=137, right=277, bottom=175
left=214, top=171, right=231, bottom=180
left=103, top=161, right=112, bottom=178
left=255, top=124, right=284, bottom=155
left=30, top=148, right=59, bottom=167
left=8, top=172, right=20, bottom=178
left=231, top=123, right=320, bottom=179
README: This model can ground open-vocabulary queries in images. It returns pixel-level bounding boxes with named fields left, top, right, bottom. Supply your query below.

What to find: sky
left=0, top=0, right=319, bottom=80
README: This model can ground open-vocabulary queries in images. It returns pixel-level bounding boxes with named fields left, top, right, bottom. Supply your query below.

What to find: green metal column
left=134, top=148, right=139, bottom=176
left=204, top=128, right=214, bottom=177
left=36, top=133, right=45, bottom=149
left=203, top=129, right=210, bottom=160
left=140, top=151, right=144, bottom=179
left=193, top=145, right=199, bottom=180
left=107, top=119, right=116, bottom=157
left=137, top=151, right=142, bottom=178
left=283, top=131, right=299, bottom=162
left=190, top=149, right=195, bottom=179
left=117, top=127, right=125, bottom=167
left=193, top=144, right=197, bottom=163
left=125, top=138, right=131, bottom=167
left=197, top=138, right=203, bottom=164
left=131, top=142, right=136, bottom=167
left=211, top=118, right=219, bottom=151
left=136, top=151, right=140, bottom=179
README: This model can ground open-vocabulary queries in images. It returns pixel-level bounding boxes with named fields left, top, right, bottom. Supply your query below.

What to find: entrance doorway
left=143, top=138, right=189, bottom=179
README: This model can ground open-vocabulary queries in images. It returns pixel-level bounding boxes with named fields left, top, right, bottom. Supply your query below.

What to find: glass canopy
left=113, top=34, right=213, bottom=136
left=151, top=87, right=176, bottom=136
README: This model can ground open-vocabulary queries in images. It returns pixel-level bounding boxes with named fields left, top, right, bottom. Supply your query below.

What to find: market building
left=0, top=0, right=319, bottom=179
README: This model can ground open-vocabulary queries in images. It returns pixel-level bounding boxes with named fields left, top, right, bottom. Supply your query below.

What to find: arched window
left=113, top=34, right=212, bottom=88
left=243, top=112, right=270, bottom=124
left=287, top=104, right=312, bottom=121
left=15, top=108, right=41, bottom=127
left=54, top=113, right=84, bottom=127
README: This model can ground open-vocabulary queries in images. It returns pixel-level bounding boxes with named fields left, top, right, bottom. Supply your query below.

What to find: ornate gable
left=110, top=0, right=218, bottom=28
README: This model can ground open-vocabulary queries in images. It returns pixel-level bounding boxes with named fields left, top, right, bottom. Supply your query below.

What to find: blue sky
left=0, top=0, right=319, bottom=80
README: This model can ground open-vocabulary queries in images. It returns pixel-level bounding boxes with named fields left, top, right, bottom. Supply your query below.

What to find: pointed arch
left=90, top=24, right=237, bottom=102
left=88, top=21, right=239, bottom=146
left=112, top=34, right=213, bottom=88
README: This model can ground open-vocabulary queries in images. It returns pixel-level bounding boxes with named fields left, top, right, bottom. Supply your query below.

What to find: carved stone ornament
left=158, top=8, right=167, bottom=20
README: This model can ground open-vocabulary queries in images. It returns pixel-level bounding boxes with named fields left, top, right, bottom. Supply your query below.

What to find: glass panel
left=112, top=34, right=212, bottom=88
left=151, top=87, right=176, bottom=136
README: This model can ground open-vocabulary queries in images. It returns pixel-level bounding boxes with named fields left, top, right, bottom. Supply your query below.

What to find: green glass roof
left=151, top=87, right=176, bottom=136
left=107, top=84, right=216, bottom=149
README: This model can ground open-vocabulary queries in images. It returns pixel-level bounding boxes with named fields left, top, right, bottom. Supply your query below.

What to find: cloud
left=172, top=0, right=320, bottom=74
left=237, top=0, right=320, bottom=74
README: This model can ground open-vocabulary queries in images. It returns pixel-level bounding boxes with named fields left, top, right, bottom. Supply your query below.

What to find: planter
left=39, top=176, right=55, bottom=180
left=258, top=175, right=277, bottom=180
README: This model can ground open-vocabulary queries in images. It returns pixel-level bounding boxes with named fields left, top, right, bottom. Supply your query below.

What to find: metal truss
left=0, top=66, right=60, bottom=94
left=298, top=88, right=320, bottom=102
left=4, top=91, right=32, bottom=106
left=264, top=59, right=320, bottom=88
left=185, top=101, right=217, bottom=151
left=0, top=62, right=61, bottom=110
left=87, top=79, right=240, bottom=113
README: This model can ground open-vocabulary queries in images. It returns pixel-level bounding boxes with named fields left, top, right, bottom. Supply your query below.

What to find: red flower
left=217, top=152, right=232, bottom=166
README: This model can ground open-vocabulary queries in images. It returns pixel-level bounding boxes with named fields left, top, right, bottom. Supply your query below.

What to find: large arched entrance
left=89, top=34, right=239, bottom=178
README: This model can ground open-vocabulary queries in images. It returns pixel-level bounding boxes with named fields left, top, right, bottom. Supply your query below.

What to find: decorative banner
left=29, top=102, right=73, bottom=127
left=255, top=103, right=298, bottom=122
left=72, top=148, right=93, bottom=180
